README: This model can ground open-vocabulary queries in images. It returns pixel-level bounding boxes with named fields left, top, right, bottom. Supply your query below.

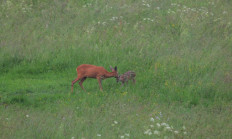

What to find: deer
left=116, top=71, right=136, bottom=86
left=71, top=64, right=118, bottom=92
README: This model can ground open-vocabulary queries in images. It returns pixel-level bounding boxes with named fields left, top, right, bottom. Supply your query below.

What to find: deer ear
left=110, top=66, right=113, bottom=71
left=114, top=66, right=117, bottom=71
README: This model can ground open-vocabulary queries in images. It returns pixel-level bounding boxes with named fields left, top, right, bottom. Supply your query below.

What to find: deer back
left=76, top=64, right=117, bottom=78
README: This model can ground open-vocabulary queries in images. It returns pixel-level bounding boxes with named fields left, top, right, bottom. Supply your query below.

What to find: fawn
left=117, top=71, right=136, bottom=86
left=71, top=64, right=118, bottom=92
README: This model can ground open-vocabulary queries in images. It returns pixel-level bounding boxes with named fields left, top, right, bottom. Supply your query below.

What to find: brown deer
left=117, top=71, right=136, bottom=86
left=71, top=64, right=118, bottom=92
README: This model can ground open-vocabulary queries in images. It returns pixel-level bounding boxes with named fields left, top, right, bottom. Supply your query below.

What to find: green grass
left=0, top=0, right=232, bottom=138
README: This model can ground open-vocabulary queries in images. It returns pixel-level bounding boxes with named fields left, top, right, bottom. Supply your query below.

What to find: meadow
left=0, top=0, right=232, bottom=138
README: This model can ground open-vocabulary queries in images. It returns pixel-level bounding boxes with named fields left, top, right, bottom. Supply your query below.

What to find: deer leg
left=71, top=77, right=81, bottom=92
left=97, top=78, right=103, bottom=91
left=121, top=81, right=124, bottom=87
left=132, top=78, right=136, bottom=84
left=126, top=80, right=129, bottom=85
left=79, top=77, right=86, bottom=91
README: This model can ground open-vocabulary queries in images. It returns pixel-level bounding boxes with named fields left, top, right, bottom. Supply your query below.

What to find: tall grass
left=0, top=0, right=232, bottom=138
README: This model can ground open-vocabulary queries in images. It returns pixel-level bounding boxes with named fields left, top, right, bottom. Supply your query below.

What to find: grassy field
left=0, top=0, right=232, bottom=138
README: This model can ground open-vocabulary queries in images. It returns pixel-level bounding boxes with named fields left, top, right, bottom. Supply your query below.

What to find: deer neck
left=105, top=71, right=115, bottom=78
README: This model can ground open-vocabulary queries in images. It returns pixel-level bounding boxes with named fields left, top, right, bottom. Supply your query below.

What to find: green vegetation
left=0, top=0, right=232, bottom=138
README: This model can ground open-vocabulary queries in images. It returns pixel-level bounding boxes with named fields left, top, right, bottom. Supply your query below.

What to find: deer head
left=110, top=66, right=118, bottom=78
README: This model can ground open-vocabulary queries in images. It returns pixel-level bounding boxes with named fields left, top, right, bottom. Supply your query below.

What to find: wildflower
left=156, top=7, right=160, bottom=10
left=209, top=2, right=215, bottom=5
left=156, top=116, right=160, bottom=120
left=154, top=130, right=160, bottom=135
left=114, top=121, right=118, bottom=124
left=223, top=11, right=227, bottom=14
left=191, top=8, right=196, bottom=12
left=183, top=126, right=186, bottom=130
left=150, top=125, right=154, bottom=128
left=71, top=137, right=75, bottom=139
left=120, top=136, right=124, bottom=139
left=161, top=123, right=168, bottom=127
left=174, top=131, right=179, bottom=134
left=26, top=115, right=29, bottom=118
left=97, top=134, right=101, bottom=137
left=144, top=129, right=152, bottom=135
left=150, top=117, right=155, bottom=122
left=125, top=133, right=130, bottom=136
left=110, top=16, right=119, bottom=21
left=122, top=92, right=127, bottom=96
left=165, top=126, right=171, bottom=131
left=156, top=123, right=161, bottom=128
left=6, top=0, right=13, bottom=8
left=183, top=131, right=187, bottom=135
left=22, top=8, right=26, bottom=13
left=6, top=118, right=9, bottom=120
left=165, top=81, right=168, bottom=86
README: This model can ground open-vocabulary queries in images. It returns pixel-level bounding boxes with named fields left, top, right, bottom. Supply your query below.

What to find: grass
left=0, top=0, right=232, bottom=138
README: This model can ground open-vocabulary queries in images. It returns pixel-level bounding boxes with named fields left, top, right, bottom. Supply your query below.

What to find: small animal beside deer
left=117, top=71, right=136, bottom=86
left=71, top=64, right=118, bottom=92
